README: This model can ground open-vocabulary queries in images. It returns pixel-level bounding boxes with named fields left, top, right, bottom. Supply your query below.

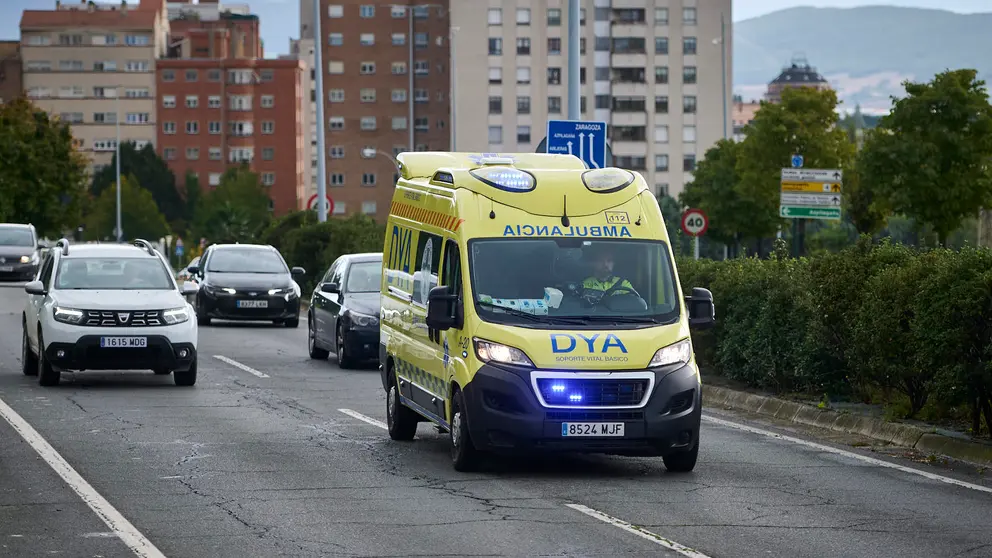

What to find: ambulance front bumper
left=460, top=361, right=702, bottom=457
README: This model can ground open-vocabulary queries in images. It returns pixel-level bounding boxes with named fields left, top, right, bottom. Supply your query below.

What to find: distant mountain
left=733, top=6, right=992, bottom=113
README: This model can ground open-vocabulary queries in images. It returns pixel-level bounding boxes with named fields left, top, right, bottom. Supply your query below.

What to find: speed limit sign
left=681, top=208, right=709, bottom=237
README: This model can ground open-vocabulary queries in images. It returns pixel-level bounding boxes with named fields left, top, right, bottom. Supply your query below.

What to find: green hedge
left=259, top=211, right=386, bottom=295
left=676, top=237, right=992, bottom=438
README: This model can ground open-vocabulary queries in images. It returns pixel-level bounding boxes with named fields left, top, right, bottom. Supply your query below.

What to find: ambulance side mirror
left=426, top=285, right=458, bottom=331
left=686, top=287, right=715, bottom=330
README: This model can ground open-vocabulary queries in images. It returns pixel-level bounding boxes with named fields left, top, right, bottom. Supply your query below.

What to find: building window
left=548, top=8, right=561, bottom=26
left=392, top=117, right=407, bottom=130
left=489, top=67, right=502, bottom=84
left=328, top=33, right=343, bottom=46
left=360, top=5, right=375, bottom=18
left=185, top=95, right=198, bottom=108
left=412, top=5, right=428, bottom=18
left=186, top=147, right=199, bottom=160
left=125, top=112, right=149, bottom=124
left=683, top=37, right=697, bottom=55
left=229, top=148, right=253, bottom=163
left=328, top=4, right=343, bottom=17
left=209, top=121, right=222, bottom=134
left=329, top=89, right=345, bottom=102
left=391, top=5, right=406, bottom=18
left=333, top=203, right=346, bottom=215
left=360, top=89, right=376, bottom=102
left=414, top=61, right=429, bottom=75
left=488, top=38, right=502, bottom=56
left=163, top=95, right=176, bottom=108
left=655, top=154, right=669, bottom=172
left=392, top=33, right=405, bottom=46
left=683, top=154, right=696, bottom=172
left=362, top=201, right=377, bottom=214
left=58, top=60, right=83, bottom=71
left=548, top=96, right=562, bottom=114
left=488, top=126, right=502, bottom=144
left=207, top=69, right=221, bottom=82
left=92, top=60, right=114, bottom=72
left=208, top=95, right=221, bottom=108
left=517, top=67, right=531, bottom=84
left=517, top=8, right=530, bottom=25
left=548, top=38, right=561, bottom=55
left=683, top=66, right=697, bottom=84
left=362, top=173, right=376, bottom=186
left=516, top=38, right=531, bottom=56
left=328, top=61, right=344, bottom=74
left=683, top=125, right=696, bottom=143
left=656, top=95, right=669, bottom=113
left=489, top=96, right=502, bottom=114
left=208, top=173, right=221, bottom=186
left=414, top=117, right=429, bottom=131
left=683, top=7, right=697, bottom=25
left=360, top=62, right=376, bottom=74
left=330, top=146, right=345, bottom=158
left=360, top=33, right=375, bottom=46
left=262, top=121, right=275, bottom=134
left=162, top=122, right=176, bottom=134
left=548, top=67, right=561, bottom=85
left=125, top=88, right=149, bottom=98
left=415, top=33, right=428, bottom=48
left=517, top=96, right=530, bottom=115
left=329, top=117, right=345, bottom=130
left=488, top=8, right=501, bottom=25
left=229, top=121, right=253, bottom=136
left=229, top=95, right=252, bottom=110
left=683, top=95, right=697, bottom=113
left=162, top=70, right=175, bottom=82
left=654, top=125, right=669, bottom=143
left=163, top=148, right=177, bottom=161
left=58, top=34, right=83, bottom=46
left=262, top=147, right=274, bottom=160
left=330, top=173, right=345, bottom=186
left=391, top=89, right=407, bottom=102
left=260, top=95, right=274, bottom=108
left=655, top=8, right=669, bottom=25
left=360, top=116, right=377, bottom=130
left=262, top=173, right=275, bottom=186
left=517, top=125, right=531, bottom=144
left=209, top=147, right=222, bottom=161
left=391, top=62, right=407, bottom=75
left=655, top=37, right=669, bottom=55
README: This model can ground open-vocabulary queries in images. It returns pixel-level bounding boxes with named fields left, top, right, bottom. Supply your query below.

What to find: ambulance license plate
left=100, top=337, right=148, bottom=348
left=561, top=422, right=624, bottom=437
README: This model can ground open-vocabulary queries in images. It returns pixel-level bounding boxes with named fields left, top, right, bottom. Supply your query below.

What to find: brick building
left=0, top=41, right=23, bottom=105
left=155, top=58, right=306, bottom=215
left=300, top=1, right=452, bottom=221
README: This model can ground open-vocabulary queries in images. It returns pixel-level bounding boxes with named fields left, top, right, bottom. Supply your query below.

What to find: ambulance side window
left=442, top=240, right=461, bottom=298
left=413, top=231, right=442, bottom=304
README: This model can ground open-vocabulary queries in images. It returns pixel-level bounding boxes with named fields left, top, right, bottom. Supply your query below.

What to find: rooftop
left=21, top=7, right=158, bottom=30
left=769, top=55, right=828, bottom=86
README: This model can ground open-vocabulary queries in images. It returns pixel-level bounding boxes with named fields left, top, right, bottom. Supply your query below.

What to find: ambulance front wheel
left=450, top=389, right=481, bottom=472
left=386, top=381, right=418, bottom=441
left=662, top=439, right=699, bottom=473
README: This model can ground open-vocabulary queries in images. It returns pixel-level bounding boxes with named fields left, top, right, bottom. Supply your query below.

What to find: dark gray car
left=0, top=224, right=44, bottom=281
left=307, top=253, right=382, bottom=368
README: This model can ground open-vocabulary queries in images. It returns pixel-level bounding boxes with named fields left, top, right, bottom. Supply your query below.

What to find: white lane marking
left=565, top=503, right=712, bottom=558
left=702, top=414, right=992, bottom=494
left=212, top=355, right=269, bottom=378
left=0, top=397, right=166, bottom=558
left=338, top=408, right=388, bottom=430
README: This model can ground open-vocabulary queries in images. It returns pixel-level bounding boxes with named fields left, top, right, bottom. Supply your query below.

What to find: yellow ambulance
left=378, top=152, right=715, bottom=472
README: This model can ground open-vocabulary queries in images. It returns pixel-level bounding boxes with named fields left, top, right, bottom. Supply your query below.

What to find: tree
left=194, top=165, right=272, bottom=243
left=857, top=69, right=992, bottom=245
left=736, top=87, right=856, bottom=240
left=657, top=194, right=685, bottom=253
left=0, top=97, right=88, bottom=235
left=84, top=174, right=169, bottom=241
left=180, top=170, right=202, bottom=240
left=843, top=163, right=889, bottom=236
left=91, top=141, right=185, bottom=225
left=679, top=139, right=765, bottom=257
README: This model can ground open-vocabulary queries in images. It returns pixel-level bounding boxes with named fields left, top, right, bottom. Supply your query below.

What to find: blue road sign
left=546, top=120, right=607, bottom=169
left=175, top=244, right=184, bottom=257
left=791, top=154, right=804, bottom=168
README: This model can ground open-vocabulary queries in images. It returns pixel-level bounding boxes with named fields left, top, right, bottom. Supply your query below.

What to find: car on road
left=176, top=256, right=200, bottom=284
left=307, top=252, right=382, bottom=368
left=0, top=223, right=44, bottom=282
left=188, top=243, right=305, bottom=327
left=20, top=238, right=200, bottom=387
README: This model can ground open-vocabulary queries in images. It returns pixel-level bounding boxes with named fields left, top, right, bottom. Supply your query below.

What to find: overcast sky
left=734, top=0, right=985, bottom=20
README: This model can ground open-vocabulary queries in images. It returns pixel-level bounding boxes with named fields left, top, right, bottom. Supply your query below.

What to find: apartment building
left=284, top=37, right=317, bottom=204
left=451, top=0, right=732, bottom=199
left=20, top=0, right=169, bottom=174
left=0, top=41, right=23, bottom=105
left=166, top=1, right=261, bottom=59
left=300, top=1, right=452, bottom=221
left=155, top=59, right=306, bottom=215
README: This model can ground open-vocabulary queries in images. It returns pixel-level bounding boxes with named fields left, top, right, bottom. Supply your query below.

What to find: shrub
left=278, top=214, right=385, bottom=295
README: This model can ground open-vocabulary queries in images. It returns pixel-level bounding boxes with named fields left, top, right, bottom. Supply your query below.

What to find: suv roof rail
left=132, top=238, right=156, bottom=257
left=54, top=238, right=70, bottom=256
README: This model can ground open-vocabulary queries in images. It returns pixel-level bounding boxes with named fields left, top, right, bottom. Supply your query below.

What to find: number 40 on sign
left=681, top=208, right=708, bottom=237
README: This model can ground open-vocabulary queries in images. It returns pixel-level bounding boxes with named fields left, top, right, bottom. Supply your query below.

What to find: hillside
left=734, top=6, right=992, bottom=112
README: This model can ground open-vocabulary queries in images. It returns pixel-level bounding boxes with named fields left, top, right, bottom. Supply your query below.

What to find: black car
left=308, top=252, right=382, bottom=368
left=0, top=223, right=44, bottom=281
left=188, top=243, right=305, bottom=327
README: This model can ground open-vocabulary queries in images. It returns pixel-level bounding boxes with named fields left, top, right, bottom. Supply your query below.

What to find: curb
left=703, top=384, right=992, bottom=467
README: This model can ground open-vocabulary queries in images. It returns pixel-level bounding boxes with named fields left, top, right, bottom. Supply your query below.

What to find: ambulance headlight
left=474, top=339, right=534, bottom=367
left=581, top=168, right=636, bottom=194
left=648, top=338, right=692, bottom=368
left=469, top=167, right=536, bottom=193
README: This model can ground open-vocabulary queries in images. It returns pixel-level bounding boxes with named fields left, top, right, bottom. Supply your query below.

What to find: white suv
left=20, top=239, right=199, bottom=387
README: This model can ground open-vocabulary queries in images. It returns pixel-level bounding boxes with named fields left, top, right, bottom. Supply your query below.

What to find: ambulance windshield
left=468, top=238, right=680, bottom=327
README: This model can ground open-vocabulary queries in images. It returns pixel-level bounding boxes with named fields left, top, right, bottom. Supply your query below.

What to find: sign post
left=307, top=193, right=335, bottom=215
left=681, top=208, right=709, bottom=260
left=545, top=119, right=607, bottom=169
left=779, top=167, right=843, bottom=257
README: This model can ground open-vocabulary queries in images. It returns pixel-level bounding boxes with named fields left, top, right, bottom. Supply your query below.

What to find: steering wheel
left=602, top=277, right=642, bottom=300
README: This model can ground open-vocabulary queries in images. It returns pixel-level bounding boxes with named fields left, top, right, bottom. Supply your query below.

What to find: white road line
left=338, top=408, right=388, bottom=430
left=212, top=355, right=269, bottom=378
left=702, top=414, right=992, bottom=494
left=0, top=397, right=166, bottom=558
left=565, top=503, right=712, bottom=558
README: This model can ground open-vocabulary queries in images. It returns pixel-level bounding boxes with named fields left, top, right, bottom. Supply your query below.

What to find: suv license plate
left=0, top=266, right=13, bottom=272
left=237, top=300, right=268, bottom=308
left=562, top=422, right=625, bottom=437
left=100, top=337, right=148, bottom=348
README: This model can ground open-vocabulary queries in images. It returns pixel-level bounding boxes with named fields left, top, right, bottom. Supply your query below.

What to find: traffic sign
left=780, top=193, right=841, bottom=207
left=780, top=168, right=843, bottom=182
left=791, top=154, right=804, bottom=168
left=307, top=193, right=334, bottom=214
left=681, top=208, right=708, bottom=237
left=781, top=181, right=842, bottom=194
left=545, top=119, right=607, bottom=169
left=779, top=206, right=842, bottom=220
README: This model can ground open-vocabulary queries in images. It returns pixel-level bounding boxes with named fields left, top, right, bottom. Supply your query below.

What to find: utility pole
left=313, top=0, right=328, bottom=221
left=449, top=27, right=457, bottom=150
left=408, top=4, right=414, bottom=152
left=720, top=12, right=728, bottom=140
left=566, top=0, right=580, bottom=120
left=115, top=86, right=122, bottom=242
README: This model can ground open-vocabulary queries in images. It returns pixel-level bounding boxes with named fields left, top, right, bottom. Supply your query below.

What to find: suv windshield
left=469, top=238, right=680, bottom=327
left=55, top=257, right=174, bottom=290
left=206, top=248, right=287, bottom=273
left=346, top=261, right=382, bottom=293
left=0, top=227, right=34, bottom=247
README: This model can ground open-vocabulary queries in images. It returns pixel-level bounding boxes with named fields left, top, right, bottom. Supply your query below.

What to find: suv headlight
left=648, top=338, right=692, bottom=368
left=53, top=306, right=84, bottom=325
left=162, top=307, right=190, bottom=325
left=474, top=339, right=534, bottom=367
left=350, top=312, right=378, bottom=327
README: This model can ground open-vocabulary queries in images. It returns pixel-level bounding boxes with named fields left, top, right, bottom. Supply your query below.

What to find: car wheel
left=449, top=389, right=480, bottom=472
left=196, top=299, right=211, bottom=326
left=308, top=315, right=330, bottom=360
left=662, top=440, right=699, bottom=473
left=386, top=380, right=418, bottom=441
left=174, top=358, right=197, bottom=386
left=37, top=331, right=60, bottom=387
left=336, top=326, right=355, bottom=369
left=21, top=323, right=38, bottom=376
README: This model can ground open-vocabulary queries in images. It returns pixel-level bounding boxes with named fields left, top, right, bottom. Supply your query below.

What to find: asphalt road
left=1, top=283, right=991, bottom=558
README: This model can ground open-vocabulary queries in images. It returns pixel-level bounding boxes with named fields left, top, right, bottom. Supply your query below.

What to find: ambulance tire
left=387, top=382, right=419, bottom=441
left=662, top=440, right=699, bottom=473
left=449, top=389, right=480, bottom=472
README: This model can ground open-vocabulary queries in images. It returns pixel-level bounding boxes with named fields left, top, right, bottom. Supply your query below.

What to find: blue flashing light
left=551, top=384, right=566, bottom=392
left=569, top=394, right=583, bottom=402
left=469, top=166, right=536, bottom=193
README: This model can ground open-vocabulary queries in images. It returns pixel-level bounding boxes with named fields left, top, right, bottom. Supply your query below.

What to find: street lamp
left=712, top=12, right=729, bottom=140
left=111, top=85, right=122, bottom=242
left=361, top=147, right=402, bottom=172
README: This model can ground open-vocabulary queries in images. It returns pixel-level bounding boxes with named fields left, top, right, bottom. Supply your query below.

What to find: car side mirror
left=686, top=287, right=715, bottom=330
left=321, top=282, right=339, bottom=294
left=291, top=266, right=306, bottom=277
left=426, top=285, right=459, bottom=331
left=24, top=280, right=46, bottom=296
left=187, top=265, right=199, bottom=275
left=180, top=282, right=199, bottom=295
left=37, top=242, right=47, bottom=250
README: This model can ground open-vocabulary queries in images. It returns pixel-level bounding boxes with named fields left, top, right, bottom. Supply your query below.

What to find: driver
left=581, top=245, right=634, bottom=301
